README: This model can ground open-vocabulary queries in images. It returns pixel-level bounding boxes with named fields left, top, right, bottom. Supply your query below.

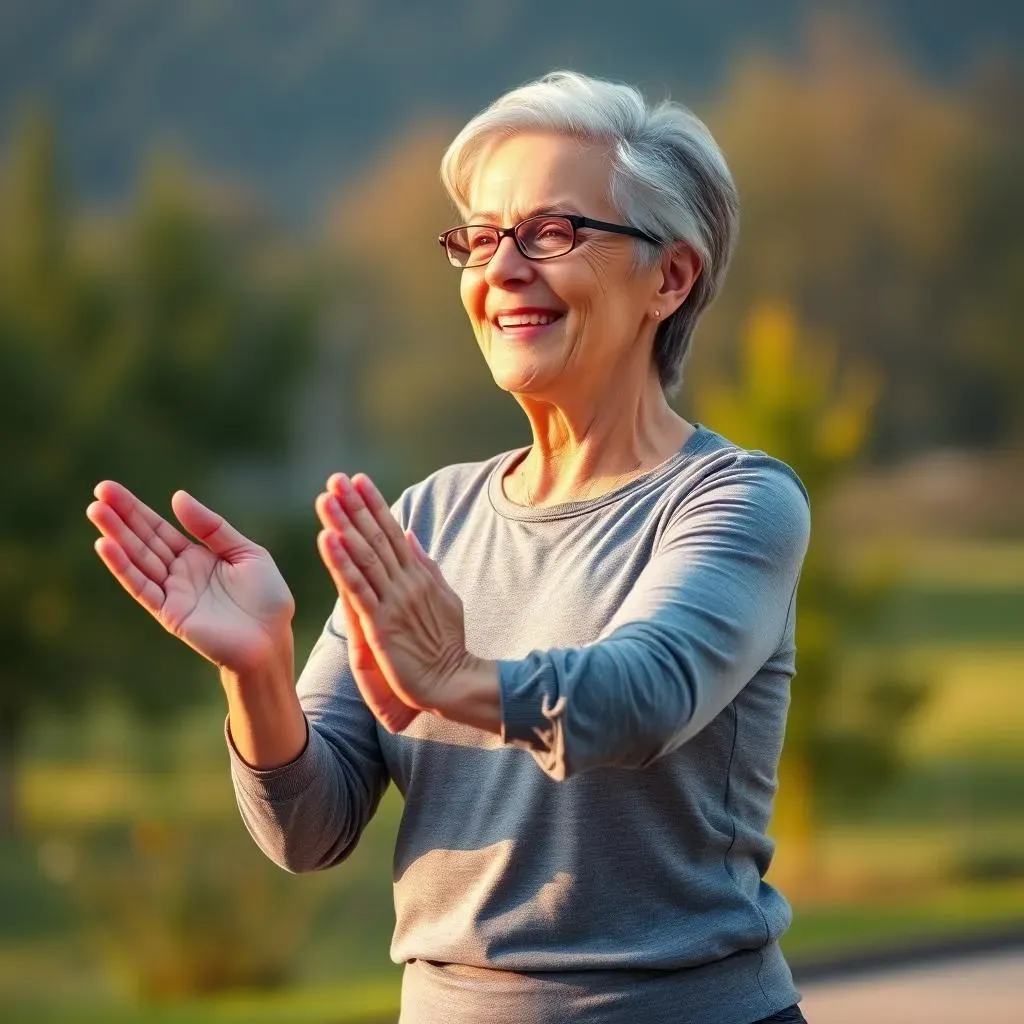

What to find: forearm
left=222, top=614, right=393, bottom=874
left=492, top=461, right=811, bottom=780
left=496, top=632, right=698, bottom=779
left=220, top=631, right=307, bottom=770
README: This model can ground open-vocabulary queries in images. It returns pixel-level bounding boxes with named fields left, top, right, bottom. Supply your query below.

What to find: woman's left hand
left=314, top=473, right=470, bottom=732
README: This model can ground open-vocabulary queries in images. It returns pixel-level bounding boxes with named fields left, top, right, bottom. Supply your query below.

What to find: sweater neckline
left=486, top=422, right=716, bottom=522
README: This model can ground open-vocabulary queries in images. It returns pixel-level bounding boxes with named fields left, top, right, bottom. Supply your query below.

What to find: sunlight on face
left=460, top=132, right=658, bottom=399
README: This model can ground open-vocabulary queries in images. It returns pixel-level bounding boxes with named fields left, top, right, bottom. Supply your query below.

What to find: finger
left=338, top=593, right=419, bottom=733
left=316, top=492, right=392, bottom=600
left=327, top=474, right=403, bottom=577
left=93, top=480, right=188, bottom=566
left=317, top=528, right=380, bottom=618
left=171, top=491, right=256, bottom=560
left=93, top=537, right=166, bottom=617
left=350, top=474, right=413, bottom=569
left=87, top=500, right=171, bottom=586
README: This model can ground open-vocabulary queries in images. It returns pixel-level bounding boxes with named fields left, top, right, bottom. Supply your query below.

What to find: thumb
left=171, top=490, right=257, bottom=559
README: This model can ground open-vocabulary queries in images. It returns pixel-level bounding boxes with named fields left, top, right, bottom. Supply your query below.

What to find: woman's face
left=460, top=131, right=661, bottom=400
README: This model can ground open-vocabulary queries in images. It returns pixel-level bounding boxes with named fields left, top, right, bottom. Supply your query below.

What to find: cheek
left=459, top=272, right=483, bottom=319
left=579, top=241, right=624, bottom=294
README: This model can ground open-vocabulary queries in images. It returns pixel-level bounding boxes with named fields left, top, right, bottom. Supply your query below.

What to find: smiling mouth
left=494, top=312, right=565, bottom=331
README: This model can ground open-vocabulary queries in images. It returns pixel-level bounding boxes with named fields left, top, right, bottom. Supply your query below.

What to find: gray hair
left=440, top=71, right=739, bottom=396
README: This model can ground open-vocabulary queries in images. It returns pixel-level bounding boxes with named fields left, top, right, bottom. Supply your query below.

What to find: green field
left=2, top=541, right=1023, bottom=1023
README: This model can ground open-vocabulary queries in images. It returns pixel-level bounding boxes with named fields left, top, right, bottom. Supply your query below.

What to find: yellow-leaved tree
left=698, top=302, right=929, bottom=898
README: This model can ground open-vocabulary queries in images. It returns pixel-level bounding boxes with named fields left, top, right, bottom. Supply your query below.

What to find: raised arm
left=87, top=480, right=306, bottom=766
left=495, top=457, right=812, bottom=780
left=87, top=480, right=391, bottom=872
left=224, top=603, right=393, bottom=873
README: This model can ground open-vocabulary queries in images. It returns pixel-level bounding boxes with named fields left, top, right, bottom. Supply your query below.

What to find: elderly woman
left=87, top=73, right=811, bottom=1024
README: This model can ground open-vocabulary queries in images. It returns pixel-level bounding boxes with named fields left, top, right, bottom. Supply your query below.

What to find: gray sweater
left=225, top=423, right=812, bottom=1024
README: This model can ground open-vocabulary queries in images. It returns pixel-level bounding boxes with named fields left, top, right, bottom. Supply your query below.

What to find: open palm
left=87, top=481, right=294, bottom=674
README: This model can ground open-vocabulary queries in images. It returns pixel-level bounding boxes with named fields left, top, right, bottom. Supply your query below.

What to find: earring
left=653, top=310, right=661, bottom=318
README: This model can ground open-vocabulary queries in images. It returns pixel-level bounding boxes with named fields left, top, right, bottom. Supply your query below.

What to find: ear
left=651, top=243, right=702, bottom=320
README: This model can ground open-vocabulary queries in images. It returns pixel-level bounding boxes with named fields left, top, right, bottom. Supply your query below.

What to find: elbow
left=274, top=832, right=363, bottom=875
left=251, top=810, right=367, bottom=875
left=232, top=770, right=377, bottom=875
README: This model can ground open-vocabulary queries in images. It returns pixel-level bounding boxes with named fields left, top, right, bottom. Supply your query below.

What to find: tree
left=686, top=13, right=1022, bottom=457
left=0, top=109, right=317, bottom=836
left=697, top=302, right=929, bottom=895
left=325, top=125, right=530, bottom=486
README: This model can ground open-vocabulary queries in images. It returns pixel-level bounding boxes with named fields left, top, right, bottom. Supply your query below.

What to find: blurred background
left=1, top=2, right=1021, bottom=1022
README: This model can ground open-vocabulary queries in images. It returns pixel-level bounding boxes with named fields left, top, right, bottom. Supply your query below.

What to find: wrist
left=220, top=632, right=306, bottom=771
left=219, top=627, right=294, bottom=692
left=434, top=654, right=502, bottom=735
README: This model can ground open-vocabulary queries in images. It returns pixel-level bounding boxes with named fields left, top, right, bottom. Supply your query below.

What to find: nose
left=483, top=232, right=535, bottom=287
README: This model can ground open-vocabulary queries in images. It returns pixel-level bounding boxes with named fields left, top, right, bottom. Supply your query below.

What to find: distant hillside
left=1, top=0, right=1020, bottom=223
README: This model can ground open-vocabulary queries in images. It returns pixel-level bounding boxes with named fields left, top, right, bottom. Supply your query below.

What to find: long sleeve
left=224, top=492, right=414, bottom=873
left=225, top=603, right=391, bottom=872
left=496, top=456, right=811, bottom=780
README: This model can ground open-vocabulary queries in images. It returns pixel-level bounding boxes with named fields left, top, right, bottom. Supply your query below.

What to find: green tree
left=698, top=302, right=929, bottom=894
left=0, top=109, right=317, bottom=836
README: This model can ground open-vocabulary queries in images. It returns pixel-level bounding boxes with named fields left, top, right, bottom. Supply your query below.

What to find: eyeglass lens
left=445, top=216, right=576, bottom=267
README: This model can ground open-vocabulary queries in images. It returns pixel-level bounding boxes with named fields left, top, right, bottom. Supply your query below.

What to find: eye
left=535, top=220, right=573, bottom=242
left=466, top=227, right=497, bottom=251
left=519, top=217, right=575, bottom=255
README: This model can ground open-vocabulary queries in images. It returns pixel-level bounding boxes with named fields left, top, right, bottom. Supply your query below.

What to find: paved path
left=797, top=949, right=1023, bottom=1023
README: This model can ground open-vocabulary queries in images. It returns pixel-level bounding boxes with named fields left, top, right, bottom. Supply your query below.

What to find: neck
left=509, top=367, right=694, bottom=507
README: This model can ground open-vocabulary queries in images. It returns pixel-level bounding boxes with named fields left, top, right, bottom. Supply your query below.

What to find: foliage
left=67, top=819, right=321, bottom=1001
left=325, top=126, right=529, bottom=487
left=0, top=107, right=319, bottom=833
left=305, top=20, right=1024, bottom=477
left=686, top=19, right=1024, bottom=456
left=698, top=302, right=931, bottom=885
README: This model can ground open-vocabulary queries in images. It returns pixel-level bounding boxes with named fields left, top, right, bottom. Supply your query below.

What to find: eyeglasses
left=438, top=213, right=661, bottom=268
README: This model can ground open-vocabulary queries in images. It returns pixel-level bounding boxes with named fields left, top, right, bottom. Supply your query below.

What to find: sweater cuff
left=497, top=657, right=568, bottom=753
left=223, top=712, right=321, bottom=802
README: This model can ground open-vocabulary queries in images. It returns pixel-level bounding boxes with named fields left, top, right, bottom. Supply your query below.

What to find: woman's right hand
left=86, top=481, right=295, bottom=675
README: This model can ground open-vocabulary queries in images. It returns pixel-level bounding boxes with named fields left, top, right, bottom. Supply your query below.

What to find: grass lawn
left=4, top=539, right=1023, bottom=1022
left=783, top=878, right=1024, bottom=960
left=1, top=978, right=402, bottom=1024
left=4, top=878, right=1024, bottom=1024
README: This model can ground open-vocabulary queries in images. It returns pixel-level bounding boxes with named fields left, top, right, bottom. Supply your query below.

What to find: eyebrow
left=466, top=203, right=579, bottom=224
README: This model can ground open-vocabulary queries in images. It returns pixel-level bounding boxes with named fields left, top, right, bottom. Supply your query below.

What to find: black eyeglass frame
left=438, top=214, right=662, bottom=268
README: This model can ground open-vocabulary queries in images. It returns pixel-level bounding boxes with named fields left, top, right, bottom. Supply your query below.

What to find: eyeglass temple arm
left=573, top=216, right=661, bottom=246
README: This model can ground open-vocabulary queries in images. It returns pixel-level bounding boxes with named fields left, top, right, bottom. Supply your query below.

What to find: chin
left=485, top=351, right=550, bottom=393
left=482, top=328, right=576, bottom=394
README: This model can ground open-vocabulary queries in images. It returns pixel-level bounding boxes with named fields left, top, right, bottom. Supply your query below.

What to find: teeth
left=497, top=313, right=559, bottom=328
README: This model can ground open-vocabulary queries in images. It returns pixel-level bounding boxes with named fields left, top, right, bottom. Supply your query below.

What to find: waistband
left=399, top=941, right=801, bottom=1024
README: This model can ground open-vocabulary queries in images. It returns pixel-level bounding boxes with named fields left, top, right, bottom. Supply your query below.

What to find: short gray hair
left=440, top=71, right=739, bottom=396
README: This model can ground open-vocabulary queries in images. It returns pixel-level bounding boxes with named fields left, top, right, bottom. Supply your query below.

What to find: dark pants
left=755, top=1005, right=807, bottom=1023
